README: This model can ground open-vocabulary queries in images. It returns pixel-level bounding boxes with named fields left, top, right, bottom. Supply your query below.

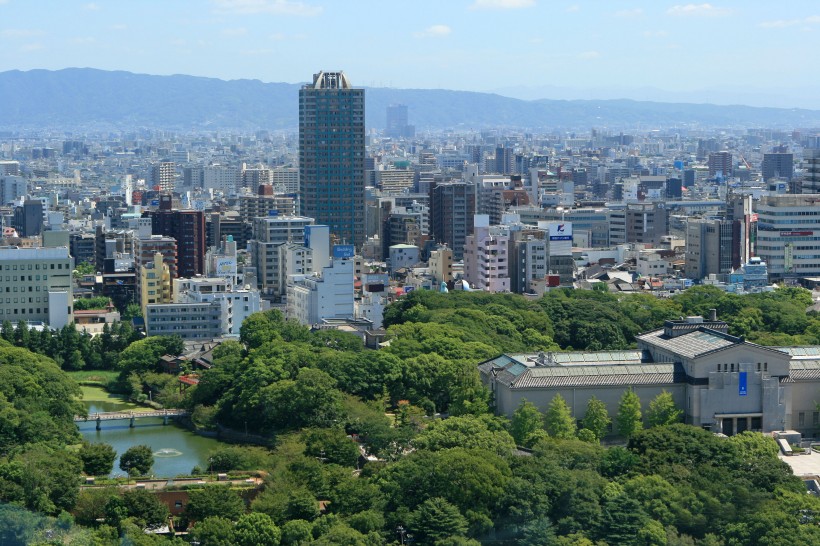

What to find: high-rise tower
left=299, top=71, right=365, bottom=247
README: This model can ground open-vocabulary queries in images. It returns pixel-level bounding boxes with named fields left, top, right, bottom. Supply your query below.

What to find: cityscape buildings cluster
left=1, top=71, right=820, bottom=437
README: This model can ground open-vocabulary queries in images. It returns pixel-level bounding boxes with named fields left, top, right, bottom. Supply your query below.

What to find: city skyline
left=0, top=1, right=819, bottom=109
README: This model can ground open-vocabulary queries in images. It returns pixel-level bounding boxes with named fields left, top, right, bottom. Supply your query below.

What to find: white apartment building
left=0, top=246, right=73, bottom=328
left=464, top=215, right=510, bottom=292
left=287, top=249, right=355, bottom=326
left=203, top=165, right=241, bottom=194
left=755, top=194, right=820, bottom=281
left=175, top=277, right=263, bottom=336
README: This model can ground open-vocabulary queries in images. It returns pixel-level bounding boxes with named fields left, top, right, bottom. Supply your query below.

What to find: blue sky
left=1, top=1, right=818, bottom=108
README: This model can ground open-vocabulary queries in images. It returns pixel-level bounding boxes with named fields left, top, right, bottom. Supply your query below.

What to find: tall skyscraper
left=299, top=71, right=365, bottom=247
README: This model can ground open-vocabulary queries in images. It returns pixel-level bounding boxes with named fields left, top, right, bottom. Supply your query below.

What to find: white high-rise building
left=464, top=215, right=510, bottom=292
left=756, top=194, right=820, bottom=281
left=249, top=215, right=315, bottom=299
left=287, top=244, right=355, bottom=326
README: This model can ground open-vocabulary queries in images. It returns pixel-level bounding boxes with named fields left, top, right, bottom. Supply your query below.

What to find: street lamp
left=397, top=525, right=407, bottom=545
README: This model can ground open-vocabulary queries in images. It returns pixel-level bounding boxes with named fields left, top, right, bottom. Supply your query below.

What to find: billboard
left=215, top=258, right=237, bottom=278
left=333, top=245, right=355, bottom=259
left=548, top=222, right=572, bottom=241
left=738, top=372, right=747, bottom=396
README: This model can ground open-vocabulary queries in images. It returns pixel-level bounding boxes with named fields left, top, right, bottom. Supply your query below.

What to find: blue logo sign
left=268, top=210, right=279, bottom=217
left=738, top=371, right=747, bottom=396
left=333, top=245, right=355, bottom=259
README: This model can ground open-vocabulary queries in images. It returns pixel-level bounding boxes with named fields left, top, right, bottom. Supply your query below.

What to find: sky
left=1, top=0, right=819, bottom=108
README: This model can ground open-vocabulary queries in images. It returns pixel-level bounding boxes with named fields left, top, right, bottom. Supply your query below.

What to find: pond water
left=77, top=386, right=225, bottom=478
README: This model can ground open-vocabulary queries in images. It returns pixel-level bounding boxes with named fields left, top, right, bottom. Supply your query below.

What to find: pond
left=77, top=385, right=225, bottom=478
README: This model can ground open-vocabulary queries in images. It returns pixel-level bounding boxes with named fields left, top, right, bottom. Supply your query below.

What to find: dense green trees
left=0, top=288, right=816, bottom=543
left=185, top=485, right=246, bottom=523
left=0, top=319, right=142, bottom=371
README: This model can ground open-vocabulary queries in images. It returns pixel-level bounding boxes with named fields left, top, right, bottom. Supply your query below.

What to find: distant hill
left=1, top=68, right=818, bottom=131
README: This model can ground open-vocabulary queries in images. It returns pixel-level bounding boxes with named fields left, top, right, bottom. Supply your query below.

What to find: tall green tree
left=189, top=516, right=236, bottom=546
left=510, top=399, right=544, bottom=447
left=234, top=512, right=282, bottom=546
left=78, top=442, right=117, bottom=476
left=645, top=390, right=682, bottom=427
left=581, top=397, right=611, bottom=441
left=545, top=394, right=576, bottom=439
left=119, top=445, right=154, bottom=477
left=409, top=497, right=468, bottom=543
left=106, top=489, right=169, bottom=529
left=616, top=389, right=643, bottom=439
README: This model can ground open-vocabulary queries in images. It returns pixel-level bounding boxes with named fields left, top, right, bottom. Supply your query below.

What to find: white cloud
left=0, top=29, right=43, bottom=38
left=667, top=4, right=731, bottom=17
left=20, top=43, right=44, bottom=52
left=415, top=24, right=451, bottom=38
left=83, top=2, right=100, bottom=10
left=212, top=0, right=322, bottom=16
left=564, top=5, right=579, bottom=13
left=221, top=27, right=248, bottom=37
left=110, top=24, right=127, bottom=31
left=470, top=0, right=535, bottom=10
left=241, top=48, right=273, bottom=56
left=578, top=50, right=600, bottom=60
left=615, top=8, right=643, bottom=18
left=71, top=36, right=96, bottom=44
left=642, top=30, right=668, bottom=38
left=759, top=15, right=820, bottom=28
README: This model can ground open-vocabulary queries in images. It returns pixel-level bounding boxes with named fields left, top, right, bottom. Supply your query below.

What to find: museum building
left=478, top=315, right=820, bottom=437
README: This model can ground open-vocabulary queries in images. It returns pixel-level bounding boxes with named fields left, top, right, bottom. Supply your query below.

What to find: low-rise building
left=480, top=316, right=820, bottom=437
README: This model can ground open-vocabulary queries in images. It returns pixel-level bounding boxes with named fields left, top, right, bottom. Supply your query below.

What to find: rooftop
left=478, top=351, right=679, bottom=389
left=636, top=327, right=741, bottom=359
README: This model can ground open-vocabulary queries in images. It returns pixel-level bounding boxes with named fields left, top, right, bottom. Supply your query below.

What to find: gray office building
left=299, top=71, right=365, bottom=247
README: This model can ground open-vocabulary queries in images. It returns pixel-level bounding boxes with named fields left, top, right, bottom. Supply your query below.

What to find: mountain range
left=1, top=68, right=818, bottom=132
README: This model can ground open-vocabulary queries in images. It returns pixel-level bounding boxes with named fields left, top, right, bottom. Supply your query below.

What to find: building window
left=813, top=412, right=819, bottom=426
left=798, top=412, right=805, bottom=427
left=764, top=362, right=768, bottom=372
left=757, top=362, right=761, bottom=372
left=730, top=363, right=734, bottom=372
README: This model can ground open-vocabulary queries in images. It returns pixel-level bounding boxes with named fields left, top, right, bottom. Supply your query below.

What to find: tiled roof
left=478, top=353, right=681, bottom=389
left=786, top=359, right=820, bottom=381
left=772, top=347, right=820, bottom=359
left=509, top=364, right=680, bottom=389
left=636, top=328, right=738, bottom=359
